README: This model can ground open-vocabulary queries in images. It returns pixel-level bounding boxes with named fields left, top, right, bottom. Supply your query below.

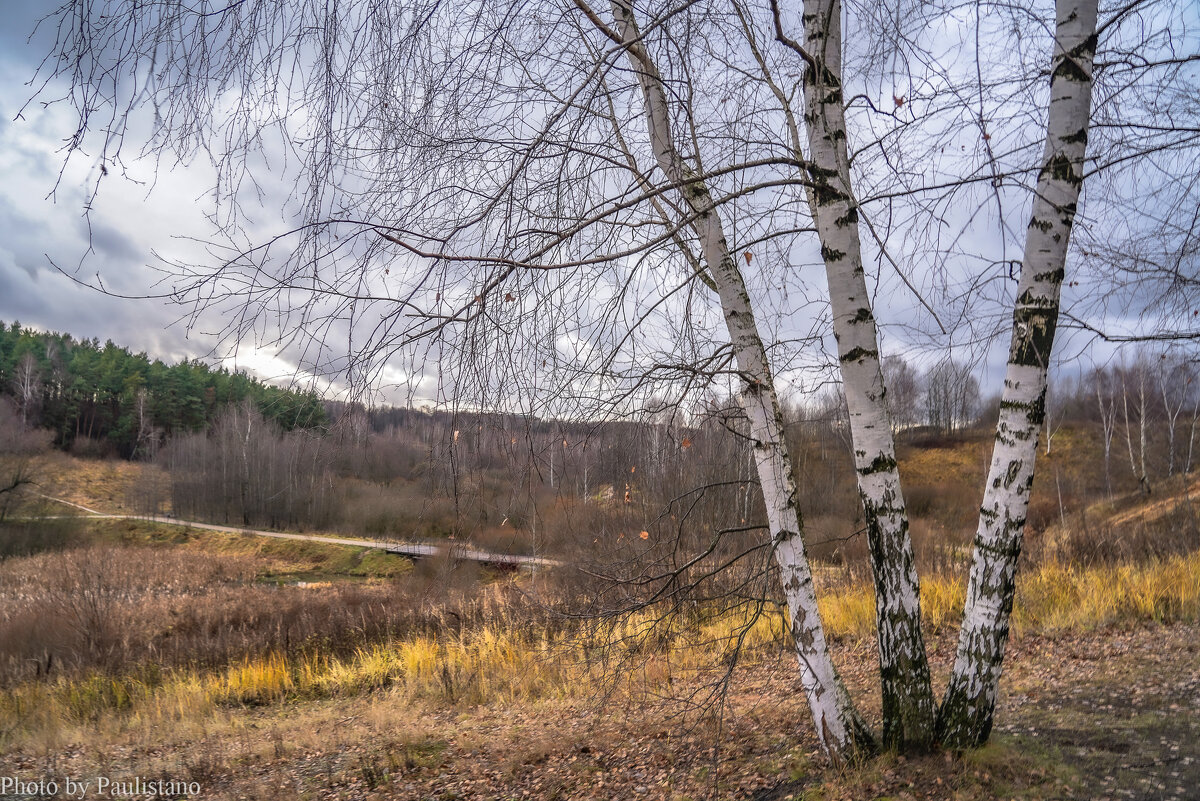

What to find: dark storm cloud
left=82, top=219, right=146, bottom=269
left=0, top=261, right=51, bottom=322
left=0, top=160, right=181, bottom=353
left=0, top=4, right=243, bottom=370
left=0, top=196, right=53, bottom=280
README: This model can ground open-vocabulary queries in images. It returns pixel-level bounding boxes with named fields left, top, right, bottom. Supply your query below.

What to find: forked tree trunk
left=1159, top=367, right=1184, bottom=477
left=939, top=0, right=1099, bottom=748
left=1096, top=376, right=1116, bottom=497
left=799, top=0, right=935, bottom=751
left=600, top=0, right=874, bottom=758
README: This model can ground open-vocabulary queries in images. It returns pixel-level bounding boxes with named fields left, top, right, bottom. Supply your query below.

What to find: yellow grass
left=1015, top=554, right=1200, bottom=630
left=4, top=551, right=1198, bottom=747
left=36, top=453, right=169, bottom=515
left=807, top=550, right=1200, bottom=640
left=898, top=439, right=990, bottom=486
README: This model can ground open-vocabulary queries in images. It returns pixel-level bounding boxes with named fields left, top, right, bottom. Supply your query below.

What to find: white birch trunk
left=1138, top=369, right=1150, bottom=492
left=1097, top=376, right=1116, bottom=497
left=939, top=0, right=1099, bottom=748
left=1186, top=400, right=1199, bottom=474
left=1124, top=381, right=1139, bottom=481
left=602, top=0, right=872, bottom=757
left=799, top=0, right=935, bottom=750
left=14, top=353, right=40, bottom=427
left=1159, top=367, right=1184, bottom=477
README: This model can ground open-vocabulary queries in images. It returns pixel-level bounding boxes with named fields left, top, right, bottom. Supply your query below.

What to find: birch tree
left=925, top=360, right=980, bottom=434
left=1157, top=350, right=1192, bottom=477
left=881, top=356, right=921, bottom=434
left=1186, top=381, right=1200, bottom=475
left=780, top=0, right=936, bottom=750
left=1092, top=366, right=1119, bottom=497
left=12, top=352, right=41, bottom=428
left=939, top=0, right=1100, bottom=748
left=590, top=0, right=874, bottom=756
left=1121, top=357, right=1153, bottom=495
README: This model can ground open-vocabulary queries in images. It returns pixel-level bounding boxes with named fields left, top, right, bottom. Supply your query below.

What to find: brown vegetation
left=2, top=367, right=1199, bottom=797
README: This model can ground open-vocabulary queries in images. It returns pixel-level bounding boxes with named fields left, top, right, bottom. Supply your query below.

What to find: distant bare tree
left=132, top=388, right=162, bottom=461
left=881, top=355, right=922, bottom=434
left=12, top=353, right=41, bottom=428
left=165, top=402, right=335, bottom=529
left=1090, top=366, right=1120, bottom=498
left=1042, top=369, right=1074, bottom=456
left=924, top=360, right=980, bottom=434
left=1187, top=377, right=1200, bottom=476
left=1121, top=356, right=1153, bottom=495
left=1156, top=349, right=1195, bottom=477
left=0, top=399, right=53, bottom=522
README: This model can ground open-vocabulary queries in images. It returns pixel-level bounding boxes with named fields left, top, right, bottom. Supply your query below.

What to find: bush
left=0, top=519, right=83, bottom=559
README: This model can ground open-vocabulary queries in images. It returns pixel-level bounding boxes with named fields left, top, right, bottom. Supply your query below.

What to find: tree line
left=0, top=322, right=326, bottom=458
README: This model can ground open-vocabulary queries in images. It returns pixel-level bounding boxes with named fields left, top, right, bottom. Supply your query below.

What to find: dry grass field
left=0, top=556, right=1195, bottom=799
left=1, top=439, right=1198, bottom=800
left=31, top=453, right=172, bottom=516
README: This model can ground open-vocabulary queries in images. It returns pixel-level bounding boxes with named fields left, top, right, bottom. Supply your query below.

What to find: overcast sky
left=2, top=1, right=1194, bottom=411
left=0, top=3, right=316, bottom=389
left=0, top=2, right=999, bottom=403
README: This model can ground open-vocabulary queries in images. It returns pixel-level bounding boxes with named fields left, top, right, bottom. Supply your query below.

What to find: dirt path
left=993, top=624, right=1200, bottom=800
left=37, top=493, right=560, bottom=569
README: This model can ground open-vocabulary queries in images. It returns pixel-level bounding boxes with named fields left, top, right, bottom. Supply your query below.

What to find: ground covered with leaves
left=2, top=622, right=1196, bottom=800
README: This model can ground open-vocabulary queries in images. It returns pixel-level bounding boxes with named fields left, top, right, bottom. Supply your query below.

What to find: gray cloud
left=0, top=1, right=1194, bottom=411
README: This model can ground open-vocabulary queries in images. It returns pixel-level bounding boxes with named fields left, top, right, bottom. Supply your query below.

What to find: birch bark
left=1186, top=399, right=1199, bottom=475
left=797, top=0, right=935, bottom=750
left=939, top=0, right=1099, bottom=748
left=1096, top=374, right=1116, bottom=497
left=595, top=0, right=874, bottom=757
left=1159, top=364, right=1185, bottom=477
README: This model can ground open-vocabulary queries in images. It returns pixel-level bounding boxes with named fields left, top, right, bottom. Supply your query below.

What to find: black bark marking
left=1033, top=266, right=1065, bottom=283
left=1060, top=127, right=1088, bottom=145
left=1039, top=152, right=1081, bottom=187
left=821, top=244, right=846, bottom=262
left=839, top=346, right=878, bottom=364
left=858, top=452, right=898, bottom=476
left=1011, top=309, right=1058, bottom=370
left=1050, top=34, right=1095, bottom=84
left=813, top=184, right=847, bottom=206
left=1003, top=460, right=1022, bottom=488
